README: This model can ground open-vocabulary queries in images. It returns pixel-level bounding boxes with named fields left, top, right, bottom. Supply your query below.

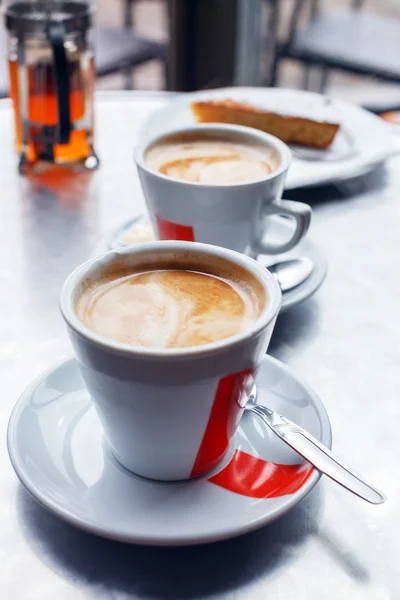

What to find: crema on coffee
left=145, top=133, right=280, bottom=185
left=76, top=268, right=263, bottom=349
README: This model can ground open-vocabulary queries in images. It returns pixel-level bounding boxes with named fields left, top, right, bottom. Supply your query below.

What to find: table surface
left=0, top=90, right=398, bottom=600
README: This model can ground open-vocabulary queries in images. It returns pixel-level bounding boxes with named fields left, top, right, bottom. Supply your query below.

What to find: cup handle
left=255, top=199, right=312, bottom=255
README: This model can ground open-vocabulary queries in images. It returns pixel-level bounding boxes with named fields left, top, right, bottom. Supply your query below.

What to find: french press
left=5, top=0, right=98, bottom=172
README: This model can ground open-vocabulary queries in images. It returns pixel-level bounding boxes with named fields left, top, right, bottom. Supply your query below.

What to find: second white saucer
left=94, top=215, right=327, bottom=312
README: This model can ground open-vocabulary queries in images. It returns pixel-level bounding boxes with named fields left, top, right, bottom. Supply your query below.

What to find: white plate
left=7, top=356, right=331, bottom=546
left=93, top=215, right=328, bottom=312
left=141, top=87, right=400, bottom=189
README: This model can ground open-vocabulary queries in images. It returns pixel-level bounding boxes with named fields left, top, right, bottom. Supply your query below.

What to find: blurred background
left=95, top=0, right=400, bottom=110
left=3, top=0, right=400, bottom=111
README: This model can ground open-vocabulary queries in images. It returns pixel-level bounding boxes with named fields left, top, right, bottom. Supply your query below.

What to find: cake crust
left=191, top=99, right=340, bottom=149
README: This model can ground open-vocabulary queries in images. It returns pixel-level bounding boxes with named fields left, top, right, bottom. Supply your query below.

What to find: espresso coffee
left=76, top=268, right=262, bottom=349
left=145, top=133, right=280, bottom=185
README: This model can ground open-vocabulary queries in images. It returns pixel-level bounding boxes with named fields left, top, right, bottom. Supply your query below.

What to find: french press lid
left=5, top=1, right=92, bottom=36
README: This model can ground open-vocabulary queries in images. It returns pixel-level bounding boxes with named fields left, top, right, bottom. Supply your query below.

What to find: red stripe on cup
left=155, top=214, right=195, bottom=241
left=209, top=449, right=313, bottom=498
left=190, top=370, right=254, bottom=478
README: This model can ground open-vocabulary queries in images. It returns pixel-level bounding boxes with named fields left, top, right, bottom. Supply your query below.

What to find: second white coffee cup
left=135, top=124, right=311, bottom=256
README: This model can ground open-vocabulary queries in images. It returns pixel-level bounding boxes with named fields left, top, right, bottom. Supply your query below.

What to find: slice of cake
left=191, top=99, right=340, bottom=149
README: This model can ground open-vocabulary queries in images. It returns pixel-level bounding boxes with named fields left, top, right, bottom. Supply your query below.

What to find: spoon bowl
left=266, top=257, right=314, bottom=292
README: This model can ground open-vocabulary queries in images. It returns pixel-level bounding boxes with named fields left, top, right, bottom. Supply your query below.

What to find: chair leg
left=264, top=0, right=280, bottom=87
left=124, top=0, right=134, bottom=29
left=268, top=53, right=280, bottom=87
left=318, top=67, right=330, bottom=93
left=162, top=57, right=169, bottom=91
left=301, top=65, right=329, bottom=92
left=123, top=67, right=134, bottom=90
left=302, top=66, right=312, bottom=90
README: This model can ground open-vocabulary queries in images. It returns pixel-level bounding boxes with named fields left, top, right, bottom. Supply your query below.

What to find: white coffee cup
left=135, top=124, right=311, bottom=256
left=60, top=241, right=281, bottom=481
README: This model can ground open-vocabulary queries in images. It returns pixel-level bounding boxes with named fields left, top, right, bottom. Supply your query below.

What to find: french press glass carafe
left=5, top=0, right=98, bottom=173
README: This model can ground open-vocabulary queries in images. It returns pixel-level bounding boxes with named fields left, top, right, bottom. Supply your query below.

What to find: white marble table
left=0, top=91, right=398, bottom=599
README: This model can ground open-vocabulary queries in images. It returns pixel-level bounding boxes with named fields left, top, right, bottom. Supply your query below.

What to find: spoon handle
left=246, top=402, right=385, bottom=505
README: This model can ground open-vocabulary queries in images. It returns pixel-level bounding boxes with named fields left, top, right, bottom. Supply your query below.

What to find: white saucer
left=8, top=356, right=331, bottom=546
left=93, top=215, right=327, bottom=312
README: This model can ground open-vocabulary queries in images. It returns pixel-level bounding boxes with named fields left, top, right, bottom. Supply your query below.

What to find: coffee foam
left=76, top=269, right=263, bottom=349
left=145, top=132, right=280, bottom=185
left=76, top=250, right=267, bottom=350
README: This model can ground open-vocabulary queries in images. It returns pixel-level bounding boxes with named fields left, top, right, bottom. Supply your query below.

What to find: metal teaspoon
left=245, top=386, right=385, bottom=504
left=266, top=257, right=314, bottom=292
